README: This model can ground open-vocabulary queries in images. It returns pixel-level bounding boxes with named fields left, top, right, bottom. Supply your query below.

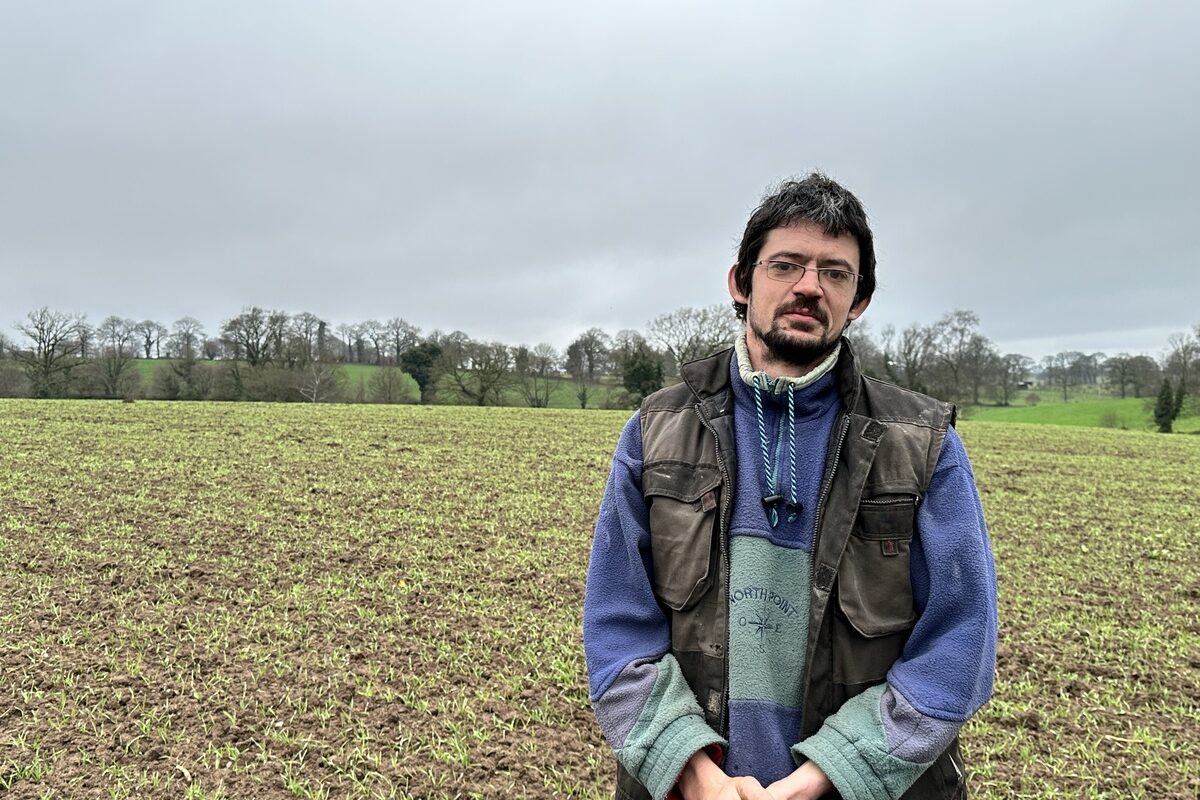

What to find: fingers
left=732, top=776, right=775, bottom=800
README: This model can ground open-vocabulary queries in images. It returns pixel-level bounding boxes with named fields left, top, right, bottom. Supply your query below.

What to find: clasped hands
left=677, top=749, right=832, bottom=800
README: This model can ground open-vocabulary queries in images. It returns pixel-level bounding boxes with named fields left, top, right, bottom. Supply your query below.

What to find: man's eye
left=825, top=269, right=852, bottom=283
left=771, top=262, right=800, bottom=272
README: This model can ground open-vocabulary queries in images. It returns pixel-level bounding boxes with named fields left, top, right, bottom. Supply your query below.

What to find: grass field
left=1, top=401, right=1198, bottom=798
left=130, top=358, right=1200, bottom=429
left=966, top=394, right=1200, bottom=433
left=129, top=359, right=626, bottom=409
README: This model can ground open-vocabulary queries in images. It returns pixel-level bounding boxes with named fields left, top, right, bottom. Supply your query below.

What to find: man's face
left=727, top=220, right=871, bottom=375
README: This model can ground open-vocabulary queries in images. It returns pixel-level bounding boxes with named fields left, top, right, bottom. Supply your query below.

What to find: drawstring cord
left=752, top=375, right=802, bottom=528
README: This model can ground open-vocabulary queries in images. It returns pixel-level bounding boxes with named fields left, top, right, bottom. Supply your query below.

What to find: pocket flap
left=853, top=494, right=917, bottom=540
left=642, top=463, right=721, bottom=504
left=642, top=464, right=721, bottom=611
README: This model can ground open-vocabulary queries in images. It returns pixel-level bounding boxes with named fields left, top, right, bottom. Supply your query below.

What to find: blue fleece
left=583, top=352, right=996, bottom=799
left=584, top=415, right=725, bottom=800
left=723, top=364, right=837, bottom=783
left=890, top=429, right=998, bottom=722
left=728, top=368, right=839, bottom=550
left=585, top=414, right=669, bottom=704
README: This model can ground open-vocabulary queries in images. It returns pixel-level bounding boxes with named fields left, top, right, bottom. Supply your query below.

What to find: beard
left=751, top=301, right=842, bottom=369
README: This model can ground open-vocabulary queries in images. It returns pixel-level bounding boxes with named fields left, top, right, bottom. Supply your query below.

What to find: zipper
left=798, top=412, right=850, bottom=734
left=858, top=494, right=920, bottom=508
left=694, top=402, right=732, bottom=737
left=810, top=413, right=851, bottom=566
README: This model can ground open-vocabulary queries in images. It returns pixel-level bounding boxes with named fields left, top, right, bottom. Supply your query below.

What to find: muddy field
left=1, top=400, right=1197, bottom=798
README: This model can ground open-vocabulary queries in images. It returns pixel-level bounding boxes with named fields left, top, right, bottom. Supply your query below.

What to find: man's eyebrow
left=766, top=250, right=854, bottom=269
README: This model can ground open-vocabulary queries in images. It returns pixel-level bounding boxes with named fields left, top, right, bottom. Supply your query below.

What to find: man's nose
left=791, top=266, right=824, bottom=295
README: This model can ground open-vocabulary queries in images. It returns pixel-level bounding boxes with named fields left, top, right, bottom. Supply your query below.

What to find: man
left=583, top=173, right=997, bottom=800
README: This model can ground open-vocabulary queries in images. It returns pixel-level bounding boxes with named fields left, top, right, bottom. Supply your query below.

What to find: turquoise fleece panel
left=595, top=658, right=661, bottom=748
left=792, top=684, right=931, bottom=800
left=728, top=536, right=811, bottom=706
left=640, top=715, right=725, bottom=800
left=616, top=653, right=725, bottom=800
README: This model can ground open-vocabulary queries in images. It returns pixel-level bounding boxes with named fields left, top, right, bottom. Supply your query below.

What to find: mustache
left=776, top=301, right=828, bottom=324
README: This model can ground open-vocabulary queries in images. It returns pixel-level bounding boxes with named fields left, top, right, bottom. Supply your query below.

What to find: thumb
left=733, top=777, right=774, bottom=799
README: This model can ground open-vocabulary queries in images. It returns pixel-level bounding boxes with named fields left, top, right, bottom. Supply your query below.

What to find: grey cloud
left=2, top=0, right=1197, bottom=358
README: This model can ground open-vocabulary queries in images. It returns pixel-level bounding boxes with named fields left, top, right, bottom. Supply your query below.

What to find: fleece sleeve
left=793, top=426, right=998, bottom=800
left=584, top=412, right=725, bottom=800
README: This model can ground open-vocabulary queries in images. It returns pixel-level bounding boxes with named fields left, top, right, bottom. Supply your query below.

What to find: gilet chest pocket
left=643, top=464, right=721, bottom=611
left=838, top=494, right=918, bottom=636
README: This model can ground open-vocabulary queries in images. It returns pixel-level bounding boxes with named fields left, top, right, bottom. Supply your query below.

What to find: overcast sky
left=2, top=1, right=1197, bottom=361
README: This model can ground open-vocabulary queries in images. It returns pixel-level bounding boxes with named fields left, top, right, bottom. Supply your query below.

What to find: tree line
left=0, top=305, right=739, bottom=408
left=2, top=306, right=1197, bottom=422
left=847, top=310, right=1198, bottom=410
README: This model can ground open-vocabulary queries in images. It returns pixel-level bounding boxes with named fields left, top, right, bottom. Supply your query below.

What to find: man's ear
left=847, top=294, right=871, bottom=321
left=727, top=264, right=749, bottom=305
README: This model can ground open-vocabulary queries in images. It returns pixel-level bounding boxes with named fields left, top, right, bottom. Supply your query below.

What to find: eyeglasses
left=755, top=260, right=860, bottom=291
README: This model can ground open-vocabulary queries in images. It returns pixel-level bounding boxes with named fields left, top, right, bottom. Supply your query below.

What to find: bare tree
left=385, top=317, right=421, bottom=365
left=351, top=324, right=368, bottom=365
left=845, top=319, right=886, bottom=378
left=446, top=340, right=512, bottom=405
left=1127, top=355, right=1161, bottom=398
left=221, top=307, right=273, bottom=366
left=76, top=321, right=94, bottom=360
left=647, top=305, right=738, bottom=371
left=961, top=333, right=998, bottom=405
left=291, top=312, right=324, bottom=363
left=430, top=330, right=471, bottom=371
left=296, top=359, right=344, bottom=402
left=168, top=317, right=205, bottom=360
left=94, top=316, right=139, bottom=398
left=154, top=322, right=168, bottom=357
left=1042, top=352, right=1080, bottom=402
left=994, top=353, right=1033, bottom=406
left=1165, top=331, right=1198, bottom=395
left=563, top=339, right=598, bottom=408
left=884, top=323, right=935, bottom=393
left=929, top=310, right=981, bottom=402
left=133, top=320, right=167, bottom=358
left=134, top=320, right=157, bottom=359
left=334, top=323, right=356, bottom=362
left=1067, top=352, right=1104, bottom=386
left=1105, top=354, right=1141, bottom=399
left=265, top=311, right=292, bottom=364
left=566, top=328, right=612, bottom=381
left=514, top=343, right=558, bottom=408
left=13, top=307, right=87, bottom=397
left=359, top=319, right=388, bottom=365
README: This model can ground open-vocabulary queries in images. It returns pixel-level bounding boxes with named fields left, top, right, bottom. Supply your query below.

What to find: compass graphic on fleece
left=741, top=610, right=783, bottom=652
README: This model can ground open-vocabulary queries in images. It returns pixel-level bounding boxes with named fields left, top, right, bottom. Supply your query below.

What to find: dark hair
left=731, top=172, right=876, bottom=320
